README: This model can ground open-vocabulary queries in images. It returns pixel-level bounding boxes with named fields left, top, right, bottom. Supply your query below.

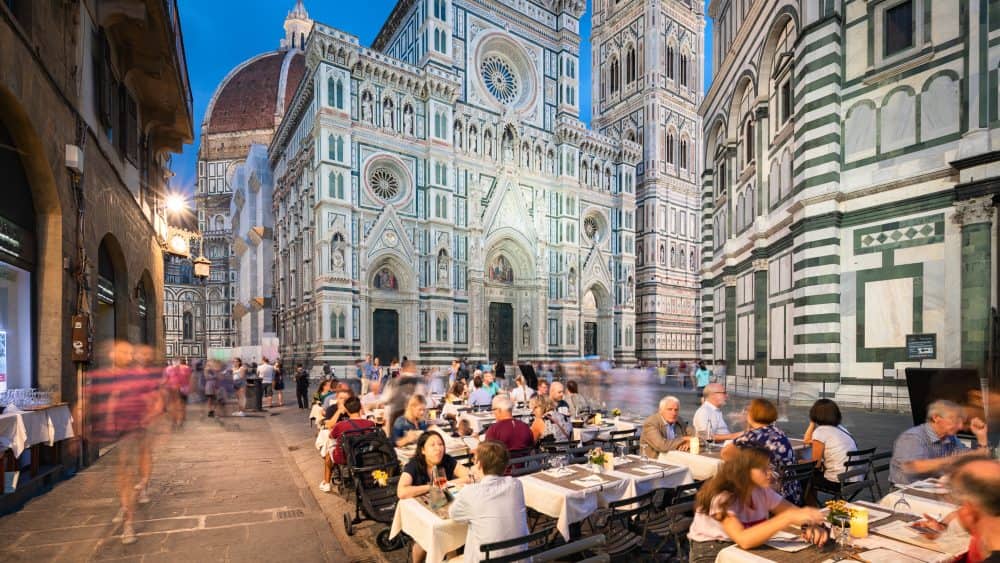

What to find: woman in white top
left=803, top=398, right=858, bottom=493
left=688, top=447, right=827, bottom=563
left=509, top=375, right=535, bottom=405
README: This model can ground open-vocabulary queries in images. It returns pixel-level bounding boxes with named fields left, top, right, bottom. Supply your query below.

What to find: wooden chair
left=481, top=524, right=556, bottom=562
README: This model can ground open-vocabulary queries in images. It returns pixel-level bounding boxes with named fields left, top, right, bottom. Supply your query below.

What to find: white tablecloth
left=389, top=497, right=467, bottom=563
left=606, top=456, right=693, bottom=496
left=879, top=480, right=957, bottom=517
left=716, top=533, right=957, bottom=563
left=520, top=468, right=632, bottom=541
left=0, top=406, right=73, bottom=458
left=459, top=409, right=531, bottom=435
left=572, top=419, right=637, bottom=443
left=395, top=428, right=469, bottom=465
left=661, top=450, right=725, bottom=481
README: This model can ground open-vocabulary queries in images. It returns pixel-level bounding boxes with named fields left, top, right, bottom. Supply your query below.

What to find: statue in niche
left=502, top=130, right=514, bottom=164
left=484, top=130, right=494, bottom=158
left=403, top=105, right=414, bottom=135
left=522, top=322, right=530, bottom=347
left=437, top=250, right=449, bottom=284
left=331, top=249, right=345, bottom=275
left=568, top=268, right=577, bottom=298
left=382, top=100, right=394, bottom=130
left=470, top=129, right=478, bottom=153
left=361, top=92, right=373, bottom=124
left=521, top=144, right=529, bottom=168
left=455, top=124, right=463, bottom=149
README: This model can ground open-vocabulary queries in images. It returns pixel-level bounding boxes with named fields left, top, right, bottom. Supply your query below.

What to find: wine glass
left=615, top=443, right=627, bottom=461
left=892, top=485, right=912, bottom=513
left=435, top=466, right=448, bottom=489
left=640, top=443, right=649, bottom=464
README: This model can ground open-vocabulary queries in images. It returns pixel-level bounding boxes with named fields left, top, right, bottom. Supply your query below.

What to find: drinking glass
left=892, top=485, right=912, bottom=513
left=434, top=466, right=448, bottom=489
left=615, top=443, right=627, bottom=461
left=640, top=443, right=649, bottom=464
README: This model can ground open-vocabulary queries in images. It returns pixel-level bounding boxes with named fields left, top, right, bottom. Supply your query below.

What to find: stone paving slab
left=0, top=409, right=349, bottom=562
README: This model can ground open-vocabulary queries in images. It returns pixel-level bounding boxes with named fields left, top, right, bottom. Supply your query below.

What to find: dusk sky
left=170, top=0, right=714, bottom=193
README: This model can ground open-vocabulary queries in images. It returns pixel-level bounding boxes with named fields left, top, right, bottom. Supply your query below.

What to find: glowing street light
left=165, top=193, right=188, bottom=216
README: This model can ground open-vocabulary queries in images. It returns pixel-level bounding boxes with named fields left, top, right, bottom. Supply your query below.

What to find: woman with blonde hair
left=529, top=395, right=571, bottom=443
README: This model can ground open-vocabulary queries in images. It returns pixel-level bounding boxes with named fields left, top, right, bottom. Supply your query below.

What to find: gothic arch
left=368, top=251, right=416, bottom=293
left=484, top=234, right=535, bottom=285
left=756, top=5, right=801, bottom=92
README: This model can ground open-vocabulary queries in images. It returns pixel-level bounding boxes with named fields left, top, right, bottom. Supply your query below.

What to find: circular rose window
left=480, top=56, right=519, bottom=105
left=584, top=215, right=602, bottom=242
left=369, top=168, right=399, bottom=200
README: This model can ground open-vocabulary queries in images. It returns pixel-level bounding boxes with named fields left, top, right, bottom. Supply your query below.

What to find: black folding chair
left=481, top=524, right=556, bottom=562
left=869, top=450, right=892, bottom=498
left=588, top=489, right=656, bottom=558
left=506, top=453, right=550, bottom=476
left=784, top=461, right=818, bottom=506
left=641, top=482, right=703, bottom=555
left=834, top=458, right=877, bottom=502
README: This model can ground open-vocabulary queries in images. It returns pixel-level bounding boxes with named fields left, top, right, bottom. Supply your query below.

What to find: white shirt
left=257, top=363, right=275, bottom=384
left=692, top=402, right=730, bottom=436
left=812, top=425, right=858, bottom=482
left=509, top=386, right=535, bottom=404
left=449, top=475, right=529, bottom=562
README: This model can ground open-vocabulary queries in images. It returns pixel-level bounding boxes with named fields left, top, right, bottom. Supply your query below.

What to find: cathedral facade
left=270, top=0, right=643, bottom=372
left=591, top=0, right=706, bottom=362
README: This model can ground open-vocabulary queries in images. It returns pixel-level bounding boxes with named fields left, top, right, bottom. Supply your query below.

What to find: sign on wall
left=906, top=333, right=937, bottom=360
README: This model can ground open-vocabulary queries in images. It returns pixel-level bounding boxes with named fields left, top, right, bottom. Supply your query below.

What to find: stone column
left=753, top=259, right=769, bottom=379
left=956, top=196, right=995, bottom=371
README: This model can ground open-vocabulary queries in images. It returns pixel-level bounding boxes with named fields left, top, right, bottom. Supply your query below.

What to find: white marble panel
left=844, top=101, right=876, bottom=161
left=921, top=75, right=960, bottom=141
left=864, top=277, right=913, bottom=348
left=880, top=90, right=916, bottom=153
left=931, top=0, right=961, bottom=43
left=770, top=305, right=786, bottom=360
left=895, top=242, right=943, bottom=266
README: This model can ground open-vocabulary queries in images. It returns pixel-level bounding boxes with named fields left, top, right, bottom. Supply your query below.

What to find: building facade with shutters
left=699, top=0, right=1000, bottom=404
left=591, top=0, right=706, bottom=363
left=270, top=0, right=642, bottom=373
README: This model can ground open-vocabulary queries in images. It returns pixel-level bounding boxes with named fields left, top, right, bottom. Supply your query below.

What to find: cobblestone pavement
left=0, top=405, right=349, bottom=562
left=0, top=373, right=914, bottom=562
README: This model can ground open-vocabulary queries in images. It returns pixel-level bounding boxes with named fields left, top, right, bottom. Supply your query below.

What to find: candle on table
left=850, top=508, right=868, bottom=538
left=594, top=413, right=602, bottom=425
left=690, top=436, right=700, bottom=455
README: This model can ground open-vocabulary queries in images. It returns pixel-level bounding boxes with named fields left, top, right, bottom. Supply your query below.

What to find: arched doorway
left=581, top=283, right=613, bottom=359
left=0, top=120, right=37, bottom=391
left=95, top=235, right=128, bottom=367
left=367, top=254, right=416, bottom=366
left=482, top=236, right=536, bottom=364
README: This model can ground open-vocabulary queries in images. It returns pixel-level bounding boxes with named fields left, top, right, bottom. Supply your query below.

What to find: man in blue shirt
left=889, top=399, right=988, bottom=485
left=468, top=373, right=493, bottom=408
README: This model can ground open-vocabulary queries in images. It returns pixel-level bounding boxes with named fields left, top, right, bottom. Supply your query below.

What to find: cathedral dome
left=203, top=50, right=305, bottom=135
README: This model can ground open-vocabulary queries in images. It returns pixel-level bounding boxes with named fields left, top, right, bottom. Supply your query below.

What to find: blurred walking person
left=86, top=340, right=165, bottom=545
left=231, top=358, right=247, bottom=416
left=162, top=358, right=191, bottom=427
left=258, top=357, right=276, bottom=408
left=203, top=360, right=221, bottom=417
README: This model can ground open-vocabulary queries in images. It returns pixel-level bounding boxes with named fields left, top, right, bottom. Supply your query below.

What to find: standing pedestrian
left=273, top=360, right=285, bottom=407
left=204, top=360, right=219, bottom=417
left=695, top=360, right=712, bottom=399
left=361, top=354, right=374, bottom=395
left=258, top=357, right=276, bottom=408
left=295, top=363, right=310, bottom=409
left=232, top=358, right=247, bottom=416
left=494, top=357, right=506, bottom=390
left=322, top=361, right=332, bottom=379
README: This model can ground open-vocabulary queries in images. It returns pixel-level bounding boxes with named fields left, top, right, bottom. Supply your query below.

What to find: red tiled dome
left=205, top=50, right=306, bottom=135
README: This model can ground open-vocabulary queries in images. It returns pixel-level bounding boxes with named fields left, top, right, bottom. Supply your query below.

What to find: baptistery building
left=271, top=0, right=645, bottom=371
left=700, top=0, right=1000, bottom=404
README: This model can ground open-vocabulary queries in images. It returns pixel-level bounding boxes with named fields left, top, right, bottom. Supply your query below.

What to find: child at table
left=688, top=446, right=828, bottom=563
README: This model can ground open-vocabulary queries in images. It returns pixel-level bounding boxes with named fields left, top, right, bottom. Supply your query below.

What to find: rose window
left=584, top=215, right=600, bottom=241
left=369, top=168, right=399, bottom=200
left=480, top=56, right=519, bottom=105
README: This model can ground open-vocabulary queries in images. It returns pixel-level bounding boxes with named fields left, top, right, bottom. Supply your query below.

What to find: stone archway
left=482, top=236, right=537, bottom=364
left=365, top=252, right=418, bottom=365
left=581, top=282, right=613, bottom=359
left=0, top=85, right=63, bottom=394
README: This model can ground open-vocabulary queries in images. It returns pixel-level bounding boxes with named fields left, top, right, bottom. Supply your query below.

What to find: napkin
left=635, top=465, right=669, bottom=475
left=764, top=531, right=810, bottom=552
left=570, top=474, right=606, bottom=488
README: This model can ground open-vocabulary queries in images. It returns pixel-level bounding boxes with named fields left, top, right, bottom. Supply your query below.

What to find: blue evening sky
left=170, top=0, right=713, bottom=192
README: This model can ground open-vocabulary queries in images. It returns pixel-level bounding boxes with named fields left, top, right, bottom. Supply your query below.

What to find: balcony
left=98, top=0, right=193, bottom=153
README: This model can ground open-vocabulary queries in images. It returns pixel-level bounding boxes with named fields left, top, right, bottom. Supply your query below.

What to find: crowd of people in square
left=302, top=354, right=999, bottom=563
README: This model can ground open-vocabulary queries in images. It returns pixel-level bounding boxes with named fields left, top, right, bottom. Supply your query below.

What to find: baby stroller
left=341, top=428, right=405, bottom=552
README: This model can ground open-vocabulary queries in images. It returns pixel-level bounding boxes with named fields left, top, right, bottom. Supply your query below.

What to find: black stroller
left=341, top=427, right=405, bottom=551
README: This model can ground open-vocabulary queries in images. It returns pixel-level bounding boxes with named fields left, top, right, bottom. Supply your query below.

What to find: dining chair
left=588, top=489, right=656, bottom=558
left=784, top=460, right=818, bottom=506
left=480, top=523, right=556, bottom=562
left=868, top=450, right=892, bottom=498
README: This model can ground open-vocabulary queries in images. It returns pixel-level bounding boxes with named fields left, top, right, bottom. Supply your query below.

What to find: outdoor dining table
left=571, top=418, right=637, bottom=443
left=878, top=477, right=957, bottom=519
left=520, top=456, right=692, bottom=540
left=661, top=438, right=811, bottom=481
left=0, top=404, right=74, bottom=458
left=458, top=408, right=531, bottom=435
left=716, top=500, right=969, bottom=563
left=389, top=487, right=468, bottom=563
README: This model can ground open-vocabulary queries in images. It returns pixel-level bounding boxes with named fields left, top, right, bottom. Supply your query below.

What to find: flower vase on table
left=588, top=448, right=608, bottom=473
left=825, top=500, right=855, bottom=557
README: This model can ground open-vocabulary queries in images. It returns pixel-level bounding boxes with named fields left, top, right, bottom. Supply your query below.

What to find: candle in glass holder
left=690, top=436, right=700, bottom=455
left=849, top=508, right=868, bottom=538
left=428, top=409, right=438, bottom=421
left=594, top=413, right=603, bottom=426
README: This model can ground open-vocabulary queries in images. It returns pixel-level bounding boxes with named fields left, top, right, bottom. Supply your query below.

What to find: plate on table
left=764, top=531, right=810, bottom=552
